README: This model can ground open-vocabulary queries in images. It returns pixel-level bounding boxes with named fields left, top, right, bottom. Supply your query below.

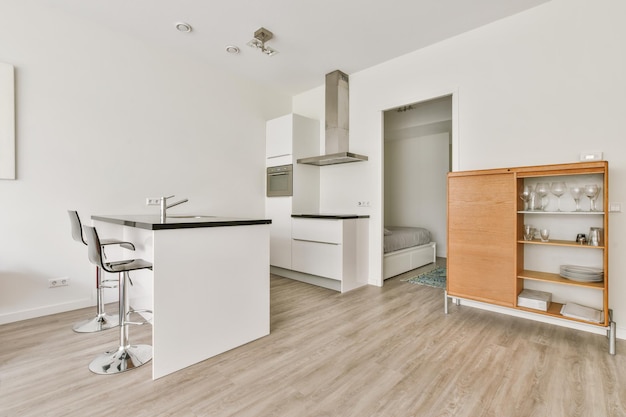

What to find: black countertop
left=92, top=214, right=271, bottom=231
left=291, top=214, right=370, bottom=219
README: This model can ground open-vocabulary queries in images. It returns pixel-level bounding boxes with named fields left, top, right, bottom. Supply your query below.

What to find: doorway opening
left=381, top=94, right=453, bottom=282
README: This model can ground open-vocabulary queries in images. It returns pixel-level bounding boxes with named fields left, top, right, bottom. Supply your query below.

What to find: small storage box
left=517, top=289, right=552, bottom=311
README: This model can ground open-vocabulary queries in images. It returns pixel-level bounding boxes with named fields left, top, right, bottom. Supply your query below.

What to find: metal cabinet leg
left=444, top=290, right=449, bottom=314
left=608, top=309, right=616, bottom=355
left=609, top=321, right=616, bottom=355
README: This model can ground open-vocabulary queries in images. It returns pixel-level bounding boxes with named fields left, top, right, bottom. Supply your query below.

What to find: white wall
left=384, top=132, right=449, bottom=256
left=0, top=2, right=291, bottom=323
left=293, top=0, right=626, bottom=338
left=0, top=62, right=15, bottom=179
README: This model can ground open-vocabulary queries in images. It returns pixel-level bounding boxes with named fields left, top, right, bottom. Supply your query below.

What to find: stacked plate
left=559, top=265, right=604, bottom=282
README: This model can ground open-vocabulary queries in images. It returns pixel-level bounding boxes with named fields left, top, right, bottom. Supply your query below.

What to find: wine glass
left=550, top=181, right=566, bottom=211
left=584, top=184, right=600, bottom=211
left=570, top=186, right=583, bottom=211
left=519, top=185, right=533, bottom=210
left=535, top=182, right=550, bottom=211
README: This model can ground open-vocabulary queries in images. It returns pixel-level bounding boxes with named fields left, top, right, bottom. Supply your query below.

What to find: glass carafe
left=528, top=191, right=544, bottom=211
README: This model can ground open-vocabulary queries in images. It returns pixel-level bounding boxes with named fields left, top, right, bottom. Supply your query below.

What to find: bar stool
left=83, top=225, right=153, bottom=374
left=68, top=210, right=136, bottom=333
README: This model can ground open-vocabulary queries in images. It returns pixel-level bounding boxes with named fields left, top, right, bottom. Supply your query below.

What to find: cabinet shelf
left=516, top=302, right=605, bottom=326
left=518, top=269, right=604, bottom=289
left=517, top=239, right=604, bottom=249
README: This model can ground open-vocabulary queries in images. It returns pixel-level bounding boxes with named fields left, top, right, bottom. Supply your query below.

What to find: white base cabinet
left=93, top=217, right=270, bottom=379
left=266, top=197, right=293, bottom=269
left=288, top=217, right=368, bottom=293
left=292, top=218, right=350, bottom=280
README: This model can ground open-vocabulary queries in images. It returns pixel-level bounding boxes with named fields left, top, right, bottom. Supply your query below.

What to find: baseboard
left=0, top=298, right=92, bottom=325
left=270, top=266, right=341, bottom=292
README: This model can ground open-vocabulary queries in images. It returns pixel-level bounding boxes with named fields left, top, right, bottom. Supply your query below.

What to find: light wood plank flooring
left=1, top=270, right=625, bottom=417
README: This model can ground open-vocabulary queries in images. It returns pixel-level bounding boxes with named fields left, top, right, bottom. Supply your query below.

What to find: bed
left=383, top=226, right=436, bottom=279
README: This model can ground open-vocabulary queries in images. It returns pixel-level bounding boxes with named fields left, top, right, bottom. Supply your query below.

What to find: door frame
left=377, top=89, right=459, bottom=286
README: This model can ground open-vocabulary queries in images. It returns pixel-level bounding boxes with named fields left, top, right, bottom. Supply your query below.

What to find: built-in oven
left=266, top=164, right=293, bottom=197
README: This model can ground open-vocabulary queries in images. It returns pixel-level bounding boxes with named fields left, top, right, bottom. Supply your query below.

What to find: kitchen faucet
left=160, top=195, right=189, bottom=222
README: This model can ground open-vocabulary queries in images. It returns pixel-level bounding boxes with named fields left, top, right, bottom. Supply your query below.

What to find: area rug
left=406, top=266, right=446, bottom=289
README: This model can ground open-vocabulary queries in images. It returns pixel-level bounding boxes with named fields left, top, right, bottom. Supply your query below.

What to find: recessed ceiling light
left=175, top=22, right=192, bottom=33
left=226, top=46, right=240, bottom=54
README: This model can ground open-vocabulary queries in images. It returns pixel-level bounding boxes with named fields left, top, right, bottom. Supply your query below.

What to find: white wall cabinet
left=265, top=114, right=319, bottom=167
left=266, top=116, right=294, bottom=161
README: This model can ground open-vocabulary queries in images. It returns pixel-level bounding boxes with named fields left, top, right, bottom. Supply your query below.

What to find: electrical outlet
left=146, top=198, right=161, bottom=205
left=579, top=151, right=603, bottom=161
left=49, top=277, right=69, bottom=288
left=609, top=202, right=622, bottom=212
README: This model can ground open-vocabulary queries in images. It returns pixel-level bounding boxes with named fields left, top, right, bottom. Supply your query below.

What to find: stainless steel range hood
left=297, top=70, right=368, bottom=166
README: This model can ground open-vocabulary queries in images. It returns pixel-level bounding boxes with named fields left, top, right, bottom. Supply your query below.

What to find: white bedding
left=384, top=226, right=431, bottom=253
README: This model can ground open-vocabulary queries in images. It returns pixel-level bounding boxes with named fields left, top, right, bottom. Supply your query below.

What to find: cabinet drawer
left=292, top=218, right=342, bottom=244
left=292, top=239, right=342, bottom=279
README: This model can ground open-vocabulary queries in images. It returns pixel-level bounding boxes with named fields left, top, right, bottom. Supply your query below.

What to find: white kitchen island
left=92, top=214, right=271, bottom=380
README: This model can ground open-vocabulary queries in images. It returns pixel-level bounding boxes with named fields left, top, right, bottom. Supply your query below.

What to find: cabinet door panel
left=266, top=115, right=293, bottom=159
left=447, top=173, right=517, bottom=307
left=292, top=240, right=342, bottom=279
left=292, top=218, right=342, bottom=244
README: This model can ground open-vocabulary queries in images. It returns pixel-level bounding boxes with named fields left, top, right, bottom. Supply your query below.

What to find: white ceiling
left=42, top=0, right=551, bottom=95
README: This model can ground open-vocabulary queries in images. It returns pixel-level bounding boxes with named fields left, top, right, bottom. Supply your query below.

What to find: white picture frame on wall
left=0, top=62, right=15, bottom=180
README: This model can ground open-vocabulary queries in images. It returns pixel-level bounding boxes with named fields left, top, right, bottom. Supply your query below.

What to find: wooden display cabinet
left=446, top=161, right=615, bottom=354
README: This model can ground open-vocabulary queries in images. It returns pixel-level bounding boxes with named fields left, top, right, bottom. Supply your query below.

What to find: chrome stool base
left=72, top=313, right=119, bottom=333
left=72, top=266, right=120, bottom=333
left=83, top=227, right=153, bottom=376
left=88, top=344, right=152, bottom=375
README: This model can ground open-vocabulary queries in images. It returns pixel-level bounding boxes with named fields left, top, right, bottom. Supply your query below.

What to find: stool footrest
left=124, top=309, right=153, bottom=326
left=129, top=308, right=152, bottom=315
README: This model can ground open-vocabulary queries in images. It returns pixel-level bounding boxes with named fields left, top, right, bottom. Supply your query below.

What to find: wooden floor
left=1, top=268, right=625, bottom=417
